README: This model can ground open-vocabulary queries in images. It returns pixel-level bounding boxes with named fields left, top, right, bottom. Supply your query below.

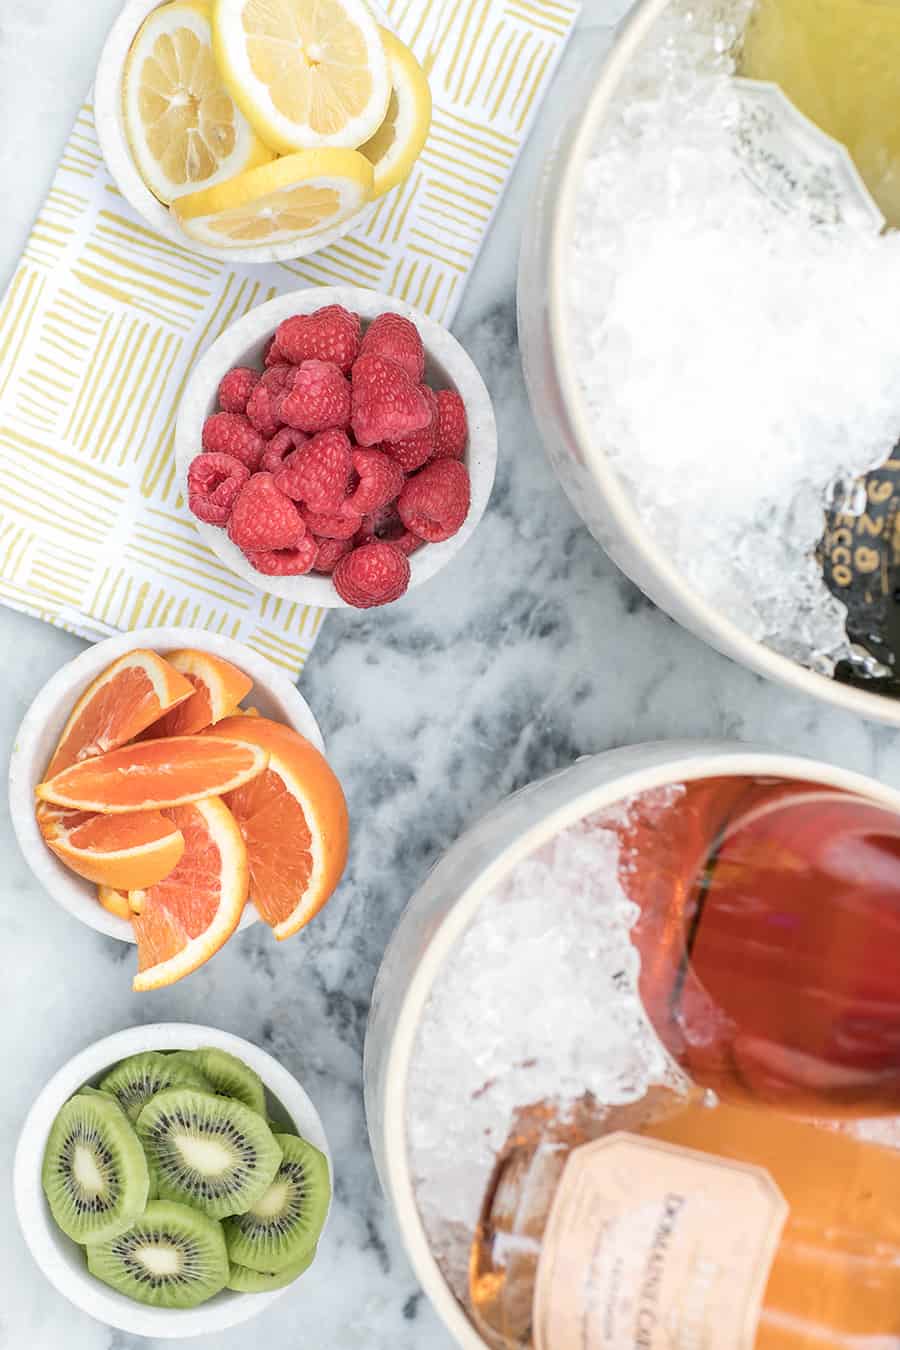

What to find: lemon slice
left=360, top=30, right=432, bottom=199
left=212, top=0, right=391, bottom=153
left=123, top=0, right=273, bottom=206
left=171, top=148, right=373, bottom=247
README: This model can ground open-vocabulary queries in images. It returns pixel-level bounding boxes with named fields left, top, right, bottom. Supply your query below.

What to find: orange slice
left=38, top=803, right=185, bottom=889
left=45, top=651, right=195, bottom=778
left=97, top=886, right=132, bottom=920
left=131, top=796, right=249, bottom=991
left=207, top=715, right=348, bottom=939
left=144, top=649, right=254, bottom=738
left=36, top=736, right=267, bottom=814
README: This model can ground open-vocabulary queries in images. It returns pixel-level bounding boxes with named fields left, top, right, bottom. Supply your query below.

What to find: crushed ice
left=569, top=0, right=900, bottom=673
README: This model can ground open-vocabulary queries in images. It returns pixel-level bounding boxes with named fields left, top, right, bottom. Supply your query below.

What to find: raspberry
left=301, top=500, right=363, bottom=539
left=333, top=541, right=411, bottom=608
left=382, top=386, right=438, bottom=471
left=227, top=472, right=306, bottom=552
left=217, top=366, right=260, bottom=415
left=312, top=535, right=354, bottom=574
left=432, top=389, right=469, bottom=460
left=262, top=363, right=297, bottom=397
left=354, top=502, right=427, bottom=562
left=274, top=429, right=352, bottom=511
left=244, top=537, right=318, bottom=576
left=281, top=360, right=351, bottom=433
left=201, top=412, right=265, bottom=470
left=246, top=364, right=296, bottom=437
left=187, top=452, right=250, bottom=525
left=391, top=529, right=426, bottom=556
left=351, top=354, right=432, bottom=446
left=359, top=313, right=425, bottom=382
left=260, top=427, right=308, bottom=475
left=355, top=501, right=401, bottom=545
left=398, top=458, right=471, bottom=542
left=275, top=305, right=361, bottom=373
left=263, top=336, right=284, bottom=367
left=347, top=448, right=405, bottom=514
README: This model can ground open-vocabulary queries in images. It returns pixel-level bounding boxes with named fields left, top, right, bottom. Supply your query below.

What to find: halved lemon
left=212, top=0, right=391, bottom=153
left=360, top=30, right=432, bottom=199
left=171, top=148, right=373, bottom=247
left=123, top=0, right=273, bottom=205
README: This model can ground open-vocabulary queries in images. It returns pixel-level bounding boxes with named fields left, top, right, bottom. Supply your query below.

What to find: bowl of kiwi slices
left=13, top=1023, right=332, bottom=1338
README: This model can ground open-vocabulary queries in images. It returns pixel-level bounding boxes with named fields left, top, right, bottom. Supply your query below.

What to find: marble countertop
left=5, top=3, right=900, bottom=1348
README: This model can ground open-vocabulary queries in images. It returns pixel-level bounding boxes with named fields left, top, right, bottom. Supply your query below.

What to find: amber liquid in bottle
left=470, top=1091, right=900, bottom=1349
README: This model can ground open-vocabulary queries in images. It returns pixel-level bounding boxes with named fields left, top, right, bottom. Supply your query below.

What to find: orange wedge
left=44, top=651, right=195, bottom=778
left=206, top=716, right=348, bottom=940
left=38, top=803, right=185, bottom=889
left=97, top=886, right=133, bottom=920
left=143, top=649, right=254, bottom=738
left=131, top=796, right=249, bottom=991
left=36, top=736, right=267, bottom=814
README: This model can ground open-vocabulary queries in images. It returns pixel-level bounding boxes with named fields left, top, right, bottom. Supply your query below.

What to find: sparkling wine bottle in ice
left=470, top=1085, right=900, bottom=1349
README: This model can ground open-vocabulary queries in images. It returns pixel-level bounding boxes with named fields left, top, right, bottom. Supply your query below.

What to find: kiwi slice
left=77, top=1085, right=119, bottom=1105
left=137, top=1089, right=282, bottom=1220
left=86, top=1200, right=228, bottom=1309
left=177, top=1048, right=267, bottom=1116
left=100, top=1051, right=212, bottom=1122
left=42, top=1092, right=149, bottom=1245
left=223, top=1134, right=330, bottom=1273
left=226, top=1245, right=316, bottom=1293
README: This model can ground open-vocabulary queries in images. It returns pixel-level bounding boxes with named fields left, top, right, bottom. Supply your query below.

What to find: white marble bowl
left=175, top=286, right=498, bottom=608
left=8, top=626, right=324, bottom=943
left=93, top=0, right=385, bottom=264
left=14, top=1023, right=332, bottom=1339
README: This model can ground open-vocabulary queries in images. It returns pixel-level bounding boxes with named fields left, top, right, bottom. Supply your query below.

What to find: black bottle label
left=819, top=456, right=900, bottom=696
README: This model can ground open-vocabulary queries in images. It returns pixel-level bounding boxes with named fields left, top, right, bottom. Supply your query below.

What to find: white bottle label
left=533, top=1133, right=788, bottom=1350
left=732, top=78, right=886, bottom=234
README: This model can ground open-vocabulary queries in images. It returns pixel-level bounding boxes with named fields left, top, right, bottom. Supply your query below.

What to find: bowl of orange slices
left=9, top=628, right=349, bottom=991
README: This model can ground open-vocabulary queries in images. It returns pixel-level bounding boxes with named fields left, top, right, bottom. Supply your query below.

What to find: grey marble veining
left=4, top=4, right=899, bottom=1349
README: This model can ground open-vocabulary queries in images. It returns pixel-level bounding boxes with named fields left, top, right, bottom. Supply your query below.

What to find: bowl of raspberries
left=175, top=288, right=497, bottom=610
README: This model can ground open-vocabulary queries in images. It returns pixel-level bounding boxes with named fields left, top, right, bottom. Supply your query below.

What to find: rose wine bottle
left=624, top=776, right=900, bottom=1114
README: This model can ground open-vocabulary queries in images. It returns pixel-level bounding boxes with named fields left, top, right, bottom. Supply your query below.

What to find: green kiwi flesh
left=42, top=1092, right=149, bottom=1245
left=100, top=1051, right=212, bottom=1122
left=136, top=1088, right=282, bottom=1220
left=177, top=1047, right=266, bottom=1116
left=223, top=1134, right=330, bottom=1272
left=86, top=1200, right=228, bottom=1309
left=226, top=1245, right=317, bottom=1293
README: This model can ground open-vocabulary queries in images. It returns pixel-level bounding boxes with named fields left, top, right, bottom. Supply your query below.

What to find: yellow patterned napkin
left=0, top=0, right=579, bottom=676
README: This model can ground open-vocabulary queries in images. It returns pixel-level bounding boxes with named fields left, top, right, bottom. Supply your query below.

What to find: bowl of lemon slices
left=93, top=0, right=432, bottom=262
